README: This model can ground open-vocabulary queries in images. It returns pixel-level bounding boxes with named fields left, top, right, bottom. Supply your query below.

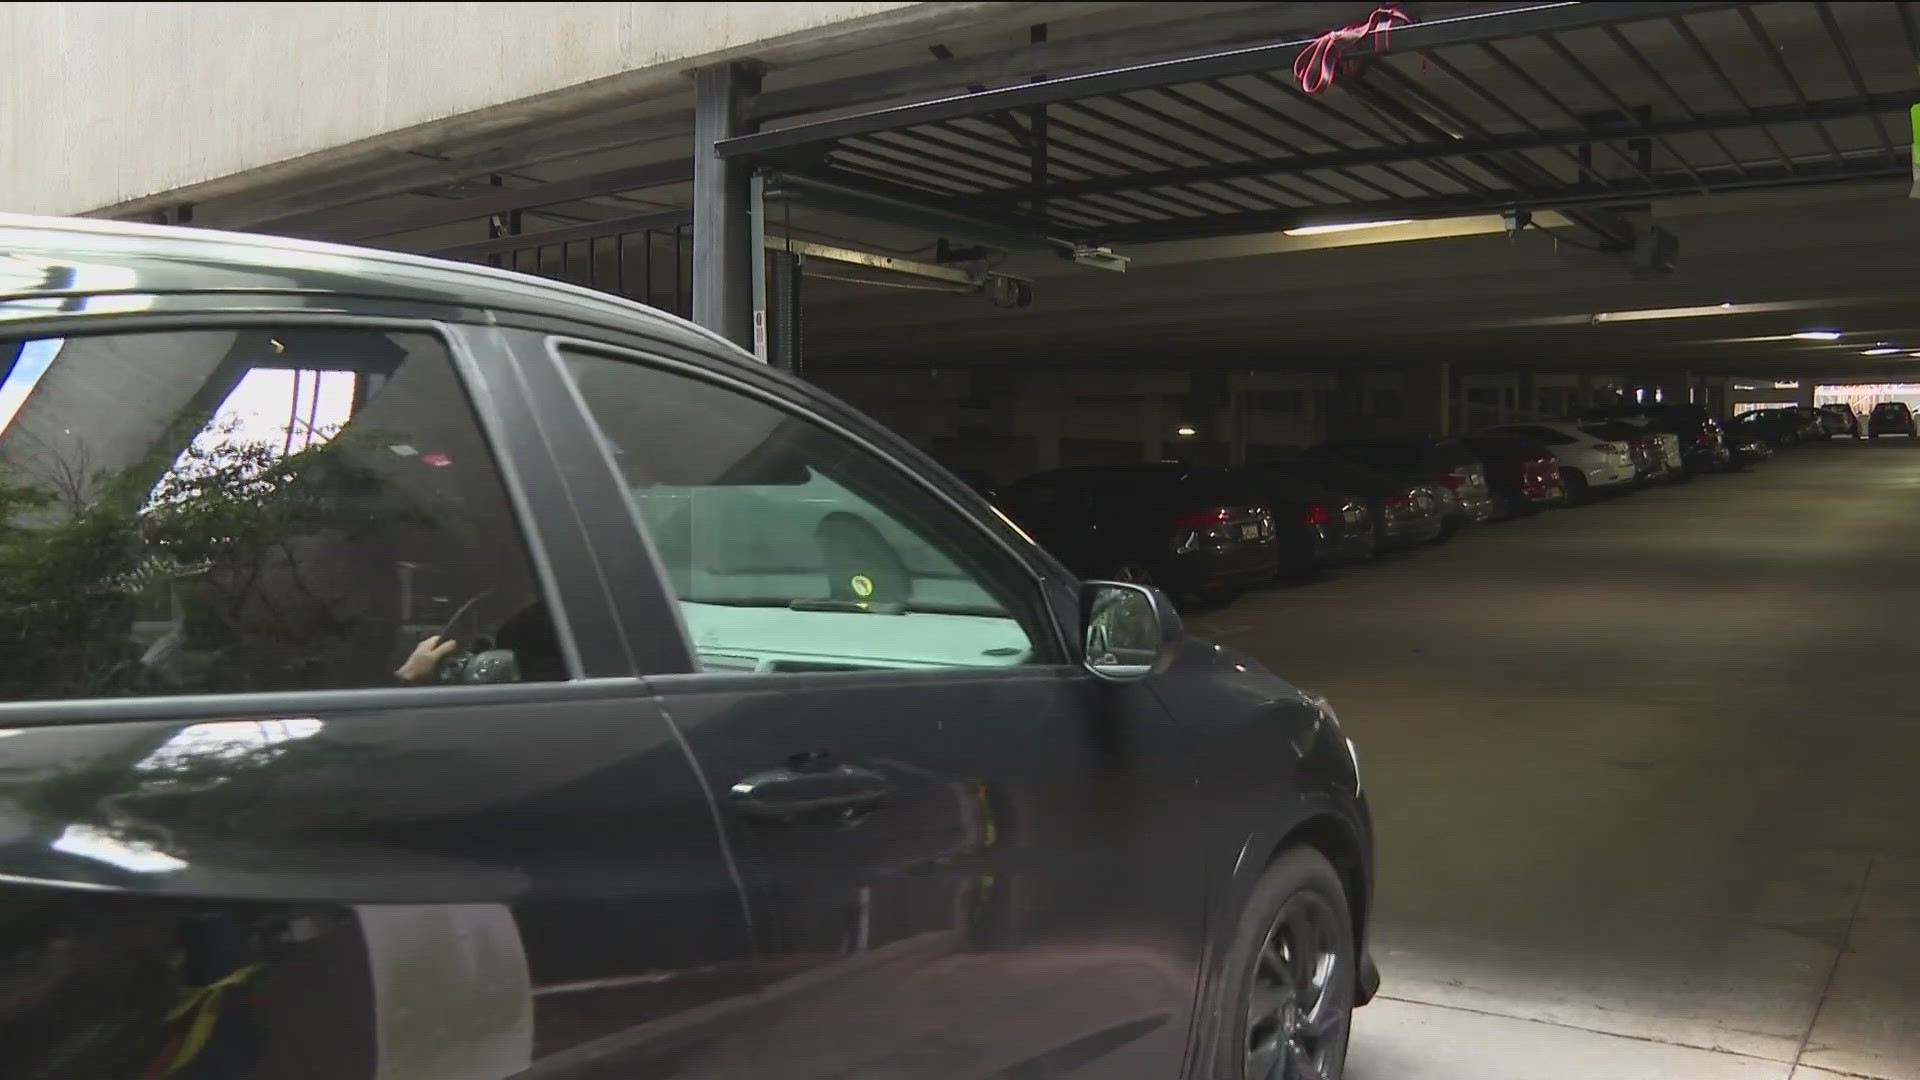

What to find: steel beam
left=426, top=208, right=692, bottom=259
left=1089, top=156, right=1906, bottom=244
left=767, top=170, right=1072, bottom=253
left=753, top=4, right=1384, bottom=123
left=693, top=62, right=763, bottom=349
left=717, top=2, right=1748, bottom=164
left=276, top=159, right=695, bottom=242
left=1002, top=89, right=1913, bottom=204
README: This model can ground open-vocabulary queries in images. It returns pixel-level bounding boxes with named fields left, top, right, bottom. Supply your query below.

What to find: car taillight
left=1173, top=507, right=1234, bottom=530
left=1304, top=504, right=1332, bottom=527
left=1435, top=472, right=1464, bottom=489
left=1695, top=427, right=1716, bottom=445
left=1384, top=492, right=1412, bottom=509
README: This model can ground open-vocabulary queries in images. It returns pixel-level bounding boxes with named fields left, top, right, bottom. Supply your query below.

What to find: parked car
left=1725, top=426, right=1775, bottom=469
left=1578, top=404, right=1730, bottom=475
left=1480, top=420, right=1636, bottom=502
left=1817, top=403, right=1861, bottom=438
left=1228, top=466, right=1378, bottom=571
left=1775, top=404, right=1841, bottom=440
left=1778, top=405, right=1835, bottom=443
left=1726, top=408, right=1816, bottom=450
left=1868, top=401, right=1918, bottom=438
left=1580, top=420, right=1666, bottom=484
left=1615, top=423, right=1687, bottom=482
left=1256, top=457, right=1446, bottom=553
left=0, top=213, right=1378, bottom=1080
left=1001, top=464, right=1279, bottom=599
left=1306, top=438, right=1494, bottom=536
left=1459, top=434, right=1567, bottom=514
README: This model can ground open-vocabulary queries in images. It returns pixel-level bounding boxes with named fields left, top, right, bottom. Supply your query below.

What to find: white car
left=1481, top=421, right=1637, bottom=500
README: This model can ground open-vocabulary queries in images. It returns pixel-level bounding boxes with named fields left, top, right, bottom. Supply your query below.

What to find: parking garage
left=24, top=2, right=1920, bottom=1077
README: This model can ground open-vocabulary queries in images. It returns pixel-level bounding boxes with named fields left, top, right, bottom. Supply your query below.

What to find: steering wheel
left=431, top=590, right=528, bottom=684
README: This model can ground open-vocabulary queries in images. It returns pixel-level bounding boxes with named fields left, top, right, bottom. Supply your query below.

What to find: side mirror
left=1080, top=580, right=1182, bottom=681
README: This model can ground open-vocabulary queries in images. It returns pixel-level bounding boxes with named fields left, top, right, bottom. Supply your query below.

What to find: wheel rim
left=1245, top=892, right=1346, bottom=1080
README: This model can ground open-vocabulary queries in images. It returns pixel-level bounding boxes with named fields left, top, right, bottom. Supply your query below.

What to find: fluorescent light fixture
left=1283, top=219, right=1414, bottom=237
left=1791, top=331, right=1843, bottom=341
left=1175, top=425, right=1198, bottom=437
left=1590, top=302, right=1736, bottom=324
left=1863, top=346, right=1902, bottom=356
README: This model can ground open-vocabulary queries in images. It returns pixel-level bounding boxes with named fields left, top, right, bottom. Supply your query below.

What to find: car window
left=0, top=328, right=560, bottom=701
left=558, top=347, right=1055, bottom=674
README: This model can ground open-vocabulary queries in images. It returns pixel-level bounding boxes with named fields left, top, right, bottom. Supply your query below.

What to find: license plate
left=1240, top=524, right=1261, bottom=540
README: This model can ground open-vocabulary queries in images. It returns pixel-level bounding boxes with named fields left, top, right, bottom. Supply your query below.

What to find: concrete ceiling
left=795, top=177, right=1920, bottom=383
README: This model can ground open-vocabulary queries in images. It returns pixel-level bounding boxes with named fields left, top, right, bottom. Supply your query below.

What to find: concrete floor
left=1189, top=441, right=1920, bottom=1080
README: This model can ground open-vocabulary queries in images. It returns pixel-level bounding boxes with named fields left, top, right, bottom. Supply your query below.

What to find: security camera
left=1057, top=242, right=1130, bottom=273
left=984, top=274, right=1034, bottom=309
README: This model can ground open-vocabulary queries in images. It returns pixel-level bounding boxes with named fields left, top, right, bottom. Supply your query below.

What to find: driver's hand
left=396, top=636, right=460, bottom=684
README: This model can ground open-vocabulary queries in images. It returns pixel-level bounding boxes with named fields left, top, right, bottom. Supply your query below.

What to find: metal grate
left=718, top=1, right=1919, bottom=246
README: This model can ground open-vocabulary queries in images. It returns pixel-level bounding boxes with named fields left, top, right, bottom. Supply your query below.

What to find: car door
left=0, top=310, right=757, bottom=1079
left=532, top=335, right=1215, bottom=1080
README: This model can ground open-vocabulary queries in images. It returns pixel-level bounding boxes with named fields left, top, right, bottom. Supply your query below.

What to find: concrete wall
left=0, top=1, right=945, bottom=215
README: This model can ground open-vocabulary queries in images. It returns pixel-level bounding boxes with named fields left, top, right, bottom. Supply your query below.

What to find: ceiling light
left=1283, top=219, right=1415, bottom=237
left=1175, top=425, right=1198, bottom=437
left=1792, top=330, right=1843, bottom=341
left=1864, top=346, right=1902, bottom=356
left=1589, top=302, right=1739, bottom=324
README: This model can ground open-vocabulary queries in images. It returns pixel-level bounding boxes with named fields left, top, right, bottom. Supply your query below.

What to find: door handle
left=730, top=763, right=889, bottom=822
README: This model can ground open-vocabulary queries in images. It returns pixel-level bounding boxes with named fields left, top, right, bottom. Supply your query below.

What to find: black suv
left=1869, top=401, right=1917, bottom=438
left=0, top=215, right=1376, bottom=1080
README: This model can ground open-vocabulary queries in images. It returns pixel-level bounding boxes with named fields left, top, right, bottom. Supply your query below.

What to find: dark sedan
left=1306, top=438, right=1494, bottom=537
left=1256, top=456, right=1446, bottom=553
left=1725, top=426, right=1775, bottom=469
left=1231, top=466, right=1379, bottom=571
left=1001, top=464, right=1280, bottom=600
left=0, top=214, right=1377, bottom=1080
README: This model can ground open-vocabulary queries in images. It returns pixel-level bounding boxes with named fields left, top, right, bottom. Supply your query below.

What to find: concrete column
left=1141, top=395, right=1165, bottom=462
left=692, top=62, right=762, bottom=349
left=1228, top=377, right=1250, bottom=465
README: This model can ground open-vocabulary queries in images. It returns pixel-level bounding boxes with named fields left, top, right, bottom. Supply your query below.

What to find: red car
left=1461, top=435, right=1567, bottom=515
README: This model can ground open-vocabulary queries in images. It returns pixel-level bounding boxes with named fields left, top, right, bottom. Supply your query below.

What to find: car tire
left=1560, top=469, right=1590, bottom=505
left=1216, top=845, right=1356, bottom=1080
left=1783, top=432, right=1801, bottom=448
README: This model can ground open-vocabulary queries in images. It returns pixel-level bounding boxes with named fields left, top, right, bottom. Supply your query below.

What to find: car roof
left=0, top=212, right=744, bottom=359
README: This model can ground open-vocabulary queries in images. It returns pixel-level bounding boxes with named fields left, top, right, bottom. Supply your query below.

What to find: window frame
left=541, top=336, right=1075, bottom=677
left=0, top=311, right=633, bottom=720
